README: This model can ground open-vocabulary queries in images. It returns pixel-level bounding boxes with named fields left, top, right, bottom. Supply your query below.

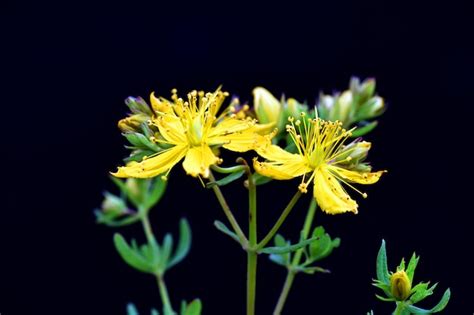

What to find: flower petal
left=314, top=167, right=358, bottom=214
left=153, top=115, right=187, bottom=144
left=208, top=117, right=255, bottom=138
left=329, top=166, right=386, bottom=184
left=253, top=157, right=310, bottom=180
left=112, top=145, right=188, bottom=178
left=255, top=142, right=299, bottom=162
left=182, top=145, right=220, bottom=178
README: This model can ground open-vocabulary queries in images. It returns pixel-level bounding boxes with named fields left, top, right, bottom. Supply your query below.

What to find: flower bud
left=390, top=270, right=412, bottom=301
left=101, top=192, right=128, bottom=215
left=125, top=96, right=152, bottom=115
left=253, top=87, right=282, bottom=125
left=334, top=90, right=353, bottom=125
left=335, top=140, right=372, bottom=170
left=118, top=114, right=148, bottom=132
left=286, top=98, right=307, bottom=118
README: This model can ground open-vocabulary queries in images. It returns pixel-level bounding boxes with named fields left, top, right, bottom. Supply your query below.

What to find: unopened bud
left=118, top=114, right=148, bottom=132
left=101, top=193, right=128, bottom=215
left=253, top=87, right=282, bottom=125
left=125, top=96, right=152, bottom=115
left=390, top=270, right=412, bottom=301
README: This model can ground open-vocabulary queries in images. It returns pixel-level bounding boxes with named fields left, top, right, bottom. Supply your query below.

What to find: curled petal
left=329, top=166, right=386, bottom=184
left=314, top=167, right=358, bottom=214
left=112, top=145, right=188, bottom=178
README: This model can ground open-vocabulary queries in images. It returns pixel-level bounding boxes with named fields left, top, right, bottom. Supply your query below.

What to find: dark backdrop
left=1, top=2, right=473, bottom=314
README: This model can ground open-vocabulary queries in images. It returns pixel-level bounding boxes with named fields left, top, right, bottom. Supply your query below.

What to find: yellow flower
left=113, top=89, right=272, bottom=179
left=253, top=113, right=385, bottom=214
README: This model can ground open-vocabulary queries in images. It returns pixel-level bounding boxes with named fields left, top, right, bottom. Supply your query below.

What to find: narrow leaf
left=260, top=236, right=319, bottom=254
left=206, top=170, right=245, bottom=188
left=114, top=233, right=153, bottom=273
left=376, top=239, right=390, bottom=284
left=214, top=220, right=240, bottom=243
left=351, top=121, right=378, bottom=137
left=168, top=218, right=192, bottom=269
left=429, top=288, right=451, bottom=313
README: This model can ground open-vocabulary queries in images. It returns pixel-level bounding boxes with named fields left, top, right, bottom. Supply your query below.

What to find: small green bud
left=360, top=78, right=376, bottom=99
left=125, top=96, right=152, bottom=115
left=253, top=87, right=282, bottom=125
left=390, top=270, right=412, bottom=301
left=101, top=192, right=128, bottom=215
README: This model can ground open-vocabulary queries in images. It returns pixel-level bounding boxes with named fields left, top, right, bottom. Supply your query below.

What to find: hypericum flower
left=253, top=113, right=385, bottom=214
left=113, top=89, right=272, bottom=179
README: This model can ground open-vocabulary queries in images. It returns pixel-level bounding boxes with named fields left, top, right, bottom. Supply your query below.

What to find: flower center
left=188, top=116, right=204, bottom=146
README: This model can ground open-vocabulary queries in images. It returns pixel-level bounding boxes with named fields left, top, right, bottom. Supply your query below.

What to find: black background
left=1, top=2, right=473, bottom=314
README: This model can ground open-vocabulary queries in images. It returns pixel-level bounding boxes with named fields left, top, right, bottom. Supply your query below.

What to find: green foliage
left=372, top=240, right=451, bottom=314
left=268, top=226, right=340, bottom=275
left=96, top=177, right=167, bottom=227
left=114, top=218, right=192, bottom=275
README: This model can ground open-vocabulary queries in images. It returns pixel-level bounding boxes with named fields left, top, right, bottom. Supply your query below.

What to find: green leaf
left=260, top=236, right=319, bottom=254
left=150, top=309, right=159, bottom=315
left=168, top=218, right=192, bottom=269
left=143, top=177, right=167, bottom=210
left=123, top=132, right=160, bottom=152
left=410, top=282, right=437, bottom=304
left=376, top=239, right=390, bottom=284
left=375, top=294, right=396, bottom=302
left=308, top=226, right=340, bottom=262
left=429, top=288, right=451, bottom=313
left=252, top=172, right=273, bottom=186
left=406, top=252, right=420, bottom=283
left=184, top=299, right=202, bottom=315
left=300, top=266, right=330, bottom=274
left=159, top=233, right=173, bottom=271
left=406, top=305, right=431, bottom=314
left=114, top=233, right=154, bottom=273
left=351, top=121, right=378, bottom=137
left=127, top=303, right=139, bottom=315
left=206, top=170, right=245, bottom=188
left=214, top=220, right=240, bottom=243
left=269, top=234, right=291, bottom=267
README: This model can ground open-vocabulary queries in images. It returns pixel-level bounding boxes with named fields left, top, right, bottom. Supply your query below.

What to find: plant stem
left=273, top=271, right=296, bottom=315
left=157, top=275, right=175, bottom=315
left=141, top=211, right=156, bottom=244
left=140, top=213, right=176, bottom=315
left=247, top=172, right=258, bottom=315
left=209, top=171, right=248, bottom=245
left=257, top=191, right=302, bottom=250
left=273, top=199, right=317, bottom=315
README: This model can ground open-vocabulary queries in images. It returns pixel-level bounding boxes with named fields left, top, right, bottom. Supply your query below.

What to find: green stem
left=209, top=171, right=248, bottom=245
left=273, top=271, right=296, bottom=315
left=273, top=199, right=317, bottom=315
left=247, top=172, right=258, bottom=315
left=157, top=275, right=175, bottom=315
left=257, top=191, right=302, bottom=250
left=393, top=302, right=406, bottom=315
left=140, top=213, right=175, bottom=315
